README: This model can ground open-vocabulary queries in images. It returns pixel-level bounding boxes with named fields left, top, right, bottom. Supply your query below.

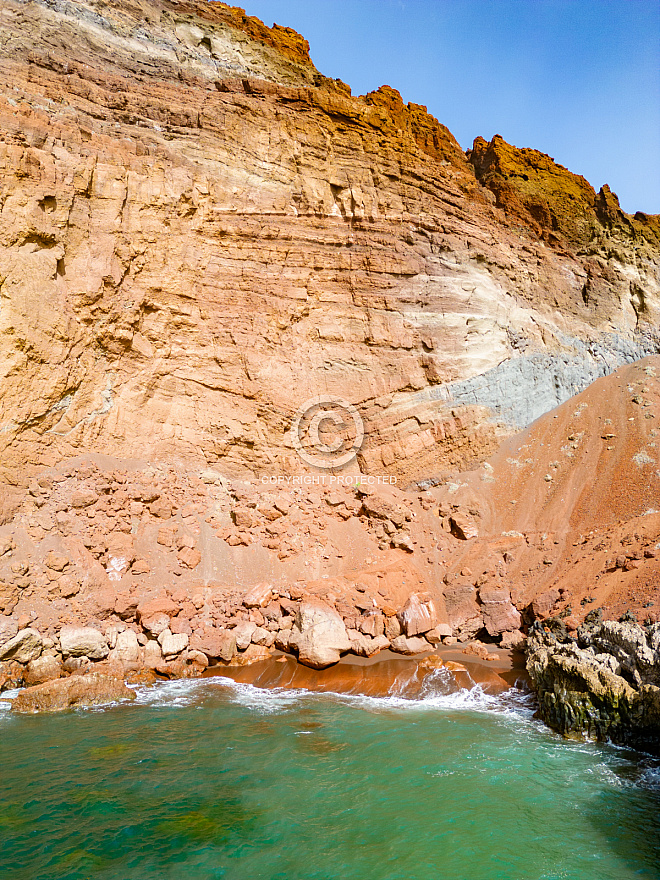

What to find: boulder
left=0, top=628, right=43, bottom=664
left=114, top=629, right=140, bottom=663
left=444, top=583, right=483, bottom=639
left=251, top=626, right=276, bottom=647
left=158, top=629, right=189, bottom=657
left=479, top=588, right=522, bottom=636
left=185, top=649, right=209, bottom=669
left=531, top=588, right=561, bottom=619
left=347, top=629, right=371, bottom=657
left=449, top=513, right=478, bottom=540
left=137, top=596, right=178, bottom=622
left=70, top=488, right=98, bottom=509
left=0, top=582, right=19, bottom=615
left=24, top=654, right=61, bottom=685
left=424, top=624, right=452, bottom=644
left=348, top=630, right=389, bottom=657
left=294, top=598, right=351, bottom=669
left=59, top=626, right=109, bottom=660
left=397, top=593, right=438, bottom=636
left=0, top=617, right=18, bottom=642
left=190, top=628, right=237, bottom=662
left=11, top=673, right=135, bottom=714
left=177, top=547, right=201, bottom=569
left=143, top=639, right=162, bottom=668
left=359, top=612, right=385, bottom=638
left=385, top=615, right=402, bottom=640
left=500, top=630, right=526, bottom=651
left=45, top=551, right=69, bottom=571
left=141, top=613, right=170, bottom=637
left=462, top=641, right=491, bottom=660
left=371, top=634, right=390, bottom=655
left=115, top=596, right=139, bottom=620
left=390, top=635, right=431, bottom=655
left=223, top=644, right=271, bottom=666
left=243, top=582, right=273, bottom=608
left=232, top=621, right=257, bottom=650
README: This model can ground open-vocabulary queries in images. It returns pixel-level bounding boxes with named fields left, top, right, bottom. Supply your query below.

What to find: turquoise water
left=1, top=675, right=659, bottom=880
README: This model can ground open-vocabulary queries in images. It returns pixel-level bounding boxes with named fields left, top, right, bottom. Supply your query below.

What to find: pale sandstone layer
left=0, top=0, right=658, bottom=487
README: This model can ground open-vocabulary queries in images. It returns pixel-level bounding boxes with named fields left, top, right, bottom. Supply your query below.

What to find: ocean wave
left=129, top=673, right=536, bottom=722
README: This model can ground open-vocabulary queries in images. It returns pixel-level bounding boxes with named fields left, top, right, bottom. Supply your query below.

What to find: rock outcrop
left=11, top=672, right=136, bottom=714
left=526, top=617, right=660, bottom=753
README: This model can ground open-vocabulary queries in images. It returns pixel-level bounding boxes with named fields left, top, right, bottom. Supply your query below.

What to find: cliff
left=0, top=0, right=658, bottom=488
left=0, top=1, right=659, bottom=690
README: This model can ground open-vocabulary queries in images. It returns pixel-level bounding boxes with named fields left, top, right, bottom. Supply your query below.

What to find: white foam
left=128, top=674, right=536, bottom=723
left=639, top=765, right=660, bottom=790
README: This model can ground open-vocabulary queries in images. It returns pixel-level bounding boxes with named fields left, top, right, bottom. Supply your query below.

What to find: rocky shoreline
left=1, top=582, right=524, bottom=713
left=526, top=612, right=660, bottom=754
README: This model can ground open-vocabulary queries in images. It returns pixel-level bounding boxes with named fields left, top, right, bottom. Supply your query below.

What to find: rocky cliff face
left=1, top=0, right=659, bottom=487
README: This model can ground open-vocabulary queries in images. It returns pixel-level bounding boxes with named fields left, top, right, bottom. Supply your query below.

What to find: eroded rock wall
left=0, top=0, right=658, bottom=486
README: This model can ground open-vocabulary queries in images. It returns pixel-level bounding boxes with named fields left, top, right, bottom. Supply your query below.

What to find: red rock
left=479, top=588, right=521, bottom=635
left=177, top=547, right=201, bottom=569
left=397, top=592, right=438, bottom=636
left=233, top=510, right=253, bottom=529
left=243, top=583, right=273, bottom=608
left=131, top=558, right=151, bottom=575
left=12, top=673, right=135, bottom=713
left=425, top=624, right=452, bottom=643
left=45, top=551, right=69, bottom=572
left=462, top=642, right=490, bottom=659
left=150, top=500, right=172, bottom=519
left=137, top=597, right=179, bottom=620
left=531, top=589, right=561, bottom=619
left=390, top=635, right=430, bottom=655
left=115, top=596, right=139, bottom=620
left=141, top=613, right=170, bottom=638
left=358, top=612, right=385, bottom=638
left=157, top=527, right=176, bottom=548
left=190, top=628, right=237, bottom=662
left=500, top=630, right=526, bottom=651
left=450, top=514, right=478, bottom=540
left=70, top=489, right=98, bottom=509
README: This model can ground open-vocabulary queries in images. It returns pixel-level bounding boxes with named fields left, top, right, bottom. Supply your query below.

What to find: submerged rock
left=526, top=619, right=660, bottom=753
left=11, top=673, right=135, bottom=714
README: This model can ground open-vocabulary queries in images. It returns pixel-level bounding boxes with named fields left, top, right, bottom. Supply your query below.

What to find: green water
left=1, top=676, right=659, bottom=880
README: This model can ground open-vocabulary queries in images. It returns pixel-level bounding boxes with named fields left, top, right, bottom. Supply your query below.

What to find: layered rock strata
left=0, top=0, right=658, bottom=486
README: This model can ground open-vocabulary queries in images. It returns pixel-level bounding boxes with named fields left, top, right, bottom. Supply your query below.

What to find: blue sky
left=238, top=0, right=660, bottom=214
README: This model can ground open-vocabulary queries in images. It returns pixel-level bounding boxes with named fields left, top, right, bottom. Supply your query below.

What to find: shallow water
left=1, top=672, right=659, bottom=880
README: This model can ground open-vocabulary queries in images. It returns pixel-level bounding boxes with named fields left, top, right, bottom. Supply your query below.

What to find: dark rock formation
left=526, top=617, right=660, bottom=753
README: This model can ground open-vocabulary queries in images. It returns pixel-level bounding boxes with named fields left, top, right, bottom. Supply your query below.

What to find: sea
left=1, top=665, right=659, bottom=880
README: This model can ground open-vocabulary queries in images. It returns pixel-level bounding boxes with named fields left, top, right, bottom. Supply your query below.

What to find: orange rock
left=177, top=547, right=201, bottom=569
